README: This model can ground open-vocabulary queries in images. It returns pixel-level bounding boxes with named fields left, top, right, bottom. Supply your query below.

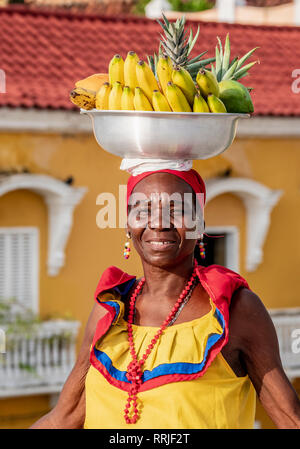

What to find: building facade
left=0, top=6, right=300, bottom=428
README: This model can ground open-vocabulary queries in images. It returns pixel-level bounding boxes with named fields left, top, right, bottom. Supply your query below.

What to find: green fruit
left=218, top=80, right=254, bottom=113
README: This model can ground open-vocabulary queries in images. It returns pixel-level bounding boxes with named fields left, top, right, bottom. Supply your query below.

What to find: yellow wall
left=0, top=131, right=299, bottom=428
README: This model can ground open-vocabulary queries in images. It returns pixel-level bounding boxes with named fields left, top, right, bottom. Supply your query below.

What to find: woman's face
left=127, top=173, right=203, bottom=268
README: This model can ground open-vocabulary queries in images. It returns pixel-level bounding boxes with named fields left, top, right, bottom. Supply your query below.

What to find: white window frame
left=205, top=225, right=240, bottom=273
left=0, top=227, right=39, bottom=314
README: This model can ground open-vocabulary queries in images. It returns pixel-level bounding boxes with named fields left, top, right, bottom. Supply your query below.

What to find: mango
left=218, top=80, right=254, bottom=113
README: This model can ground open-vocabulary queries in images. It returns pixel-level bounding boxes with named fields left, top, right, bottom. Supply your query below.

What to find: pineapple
left=211, top=34, right=259, bottom=82
left=148, top=13, right=215, bottom=81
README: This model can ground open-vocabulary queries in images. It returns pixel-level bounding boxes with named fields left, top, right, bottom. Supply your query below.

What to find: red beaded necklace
left=124, top=260, right=199, bottom=424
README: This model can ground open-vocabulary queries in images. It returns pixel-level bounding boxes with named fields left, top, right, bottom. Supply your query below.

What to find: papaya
left=75, top=73, right=109, bottom=93
left=218, top=80, right=254, bottom=113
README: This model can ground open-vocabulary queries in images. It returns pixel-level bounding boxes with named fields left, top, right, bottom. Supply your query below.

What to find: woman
left=31, top=169, right=300, bottom=429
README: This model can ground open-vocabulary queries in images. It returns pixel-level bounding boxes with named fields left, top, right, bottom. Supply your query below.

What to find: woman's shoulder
left=94, top=266, right=136, bottom=302
left=196, top=263, right=251, bottom=303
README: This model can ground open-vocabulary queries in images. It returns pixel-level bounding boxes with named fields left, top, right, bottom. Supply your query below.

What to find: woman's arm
left=30, top=303, right=107, bottom=429
left=231, top=288, right=300, bottom=429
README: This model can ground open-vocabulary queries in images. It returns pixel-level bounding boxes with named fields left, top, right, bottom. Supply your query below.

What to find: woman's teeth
left=148, top=241, right=174, bottom=245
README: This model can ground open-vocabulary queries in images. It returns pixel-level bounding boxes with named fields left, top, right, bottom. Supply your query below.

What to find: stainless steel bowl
left=81, top=109, right=250, bottom=160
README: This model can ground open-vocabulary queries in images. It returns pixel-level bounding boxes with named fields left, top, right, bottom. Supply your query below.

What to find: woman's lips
left=144, top=240, right=177, bottom=251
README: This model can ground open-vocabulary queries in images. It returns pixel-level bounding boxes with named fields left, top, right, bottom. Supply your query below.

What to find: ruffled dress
left=84, top=265, right=256, bottom=429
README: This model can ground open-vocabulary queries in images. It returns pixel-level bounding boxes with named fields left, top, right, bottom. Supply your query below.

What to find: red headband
left=126, top=169, right=206, bottom=213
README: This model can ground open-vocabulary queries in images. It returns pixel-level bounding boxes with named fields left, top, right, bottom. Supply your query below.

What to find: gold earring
left=123, top=232, right=131, bottom=259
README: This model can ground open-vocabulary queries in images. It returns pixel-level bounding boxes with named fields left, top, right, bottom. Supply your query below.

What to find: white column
left=145, top=0, right=171, bottom=19
left=294, top=0, right=300, bottom=25
left=216, top=0, right=236, bottom=23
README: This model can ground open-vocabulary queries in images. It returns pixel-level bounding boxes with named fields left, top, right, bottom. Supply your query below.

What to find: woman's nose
left=148, top=205, right=173, bottom=230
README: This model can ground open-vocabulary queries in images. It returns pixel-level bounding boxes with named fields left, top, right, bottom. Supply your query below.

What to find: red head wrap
left=126, top=169, right=206, bottom=213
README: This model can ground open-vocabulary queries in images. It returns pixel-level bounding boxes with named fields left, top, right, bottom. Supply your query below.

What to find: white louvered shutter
left=0, top=227, right=39, bottom=313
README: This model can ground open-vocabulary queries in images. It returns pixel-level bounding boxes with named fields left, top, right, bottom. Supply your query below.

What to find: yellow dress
left=84, top=294, right=256, bottom=429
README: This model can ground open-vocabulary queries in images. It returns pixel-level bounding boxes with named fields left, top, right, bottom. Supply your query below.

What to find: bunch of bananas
left=70, top=51, right=228, bottom=114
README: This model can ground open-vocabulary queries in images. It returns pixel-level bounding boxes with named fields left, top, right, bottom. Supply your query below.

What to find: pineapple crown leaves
left=155, top=13, right=215, bottom=79
left=147, top=42, right=163, bottom=79
left=213, top=33, right=259, bottom=82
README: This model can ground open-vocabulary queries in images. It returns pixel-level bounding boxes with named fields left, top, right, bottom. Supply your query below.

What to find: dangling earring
left=198, top=234, right=205, bottom=259
left=123, top=232, right=131, bottom=259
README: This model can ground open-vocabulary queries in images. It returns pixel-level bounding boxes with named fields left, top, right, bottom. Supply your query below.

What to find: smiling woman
left=30, top=168, right=300, bottom=430
left=126, top=170, right=205, bottom=268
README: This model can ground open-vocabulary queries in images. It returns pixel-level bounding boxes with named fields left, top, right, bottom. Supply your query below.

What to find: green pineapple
left=211, top=34, right=259, bottom=82
left=148, top=13, right=215, bottom=81
left=209, top=34, right=258, bottom=113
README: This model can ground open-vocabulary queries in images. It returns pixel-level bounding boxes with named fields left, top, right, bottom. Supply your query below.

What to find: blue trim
left=97, top=278, right=136, bottom=325
left=93, top=307, right=226, bottom=384
left=115, top=278, right=136, bottom=298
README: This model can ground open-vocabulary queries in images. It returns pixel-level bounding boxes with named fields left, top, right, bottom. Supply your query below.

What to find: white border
left=205, top=177, right=282, bottom=272
left=0, top=174, right=87, bottom=276
left=0, top=226, right=39, bottom=313
left=1, top=108, right=300, bottom=137
left=205, top=225, right=239, bottom=273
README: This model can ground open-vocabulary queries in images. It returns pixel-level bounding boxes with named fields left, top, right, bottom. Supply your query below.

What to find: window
left=200, top=226, right=239, bottom=272
left=0, top=227, right=39, bottom=313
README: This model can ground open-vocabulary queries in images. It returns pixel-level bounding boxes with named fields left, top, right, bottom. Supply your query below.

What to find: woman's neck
left=140, top=255, right=195, bottom=299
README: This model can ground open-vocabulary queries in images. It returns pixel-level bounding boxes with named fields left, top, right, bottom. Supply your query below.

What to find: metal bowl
left=81, top=109, right=250, bottom=160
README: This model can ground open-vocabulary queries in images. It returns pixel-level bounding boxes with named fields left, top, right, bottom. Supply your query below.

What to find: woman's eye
left=137, top=209, right=149, bottom=217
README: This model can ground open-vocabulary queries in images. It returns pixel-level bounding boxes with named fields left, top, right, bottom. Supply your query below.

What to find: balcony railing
left=0, top=308, right=299, bottom=399
left=269, top=307, right=300, bottom=380
left=0, top=319, right=80, bottom=397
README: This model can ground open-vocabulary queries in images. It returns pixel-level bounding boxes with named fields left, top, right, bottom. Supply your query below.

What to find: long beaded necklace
left=124, top=260, right=199, bottom=424
left=132, top=276, right=198, bottom=327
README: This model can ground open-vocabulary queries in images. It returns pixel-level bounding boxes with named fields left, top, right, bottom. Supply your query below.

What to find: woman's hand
left=29, top=303, right=107, bottom=429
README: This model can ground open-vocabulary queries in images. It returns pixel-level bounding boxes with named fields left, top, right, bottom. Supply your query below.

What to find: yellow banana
left=121, top=86, right=135, bottom=110
left=108, top=81, right=123, bottom=110
left=69, top=87, right=96, bottom=110
left=136, top=60, right=160, bottom=105
left=109, top=54, right=124, bottom=86
left=207, top=94, right=227, bottom=113
left=95, top=82, right=111, bottom=110
left=152, top=90, right=171, bottom=112
left=133, top=87, right=153, bottom=111
left=196, top=69, right=220, bottom=98
left=156, top=55, right=173, bottom=97
left=75, top=73, right=109, bottom=92
left=165, top=82, right=192, bottom=112
left=171, top=67, right=197, bottom=107
left=124, top=51, right=139, bottom=91
left=193, top=93, right=210, bottom=113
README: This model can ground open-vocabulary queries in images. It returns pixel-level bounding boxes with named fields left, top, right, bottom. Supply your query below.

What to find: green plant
left=0, top=298, right=74, bottom=338
left=133, top=0, right=214, bottom=15
left=168, top=0, right=215, bottom=13
left=0, top=298, right=41, bottom=337
left=211, top=34, right=258, bottom=82
left=0, top=298, right=75, bottom=373
left=133, top=0, right=152, bottom=15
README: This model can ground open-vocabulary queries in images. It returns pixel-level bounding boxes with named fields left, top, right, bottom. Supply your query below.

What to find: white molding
left=237, top=116, right=300, bottom=138
left=145, top=0, right=171, bottom=19
left=295, top=0, right=300, bottom=26
left=0, top=174, right=87, bottom=276
left=205, top=178, right=283, bottom=272
left=206, top=225, right=240, bottom=273
left=216, top=0, right=236, bottom=23
left=0, top=108, right=92, bottom=133
left=0, top=385, right=64, bottom=398
left=1, top=108, right=300, bottom=137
